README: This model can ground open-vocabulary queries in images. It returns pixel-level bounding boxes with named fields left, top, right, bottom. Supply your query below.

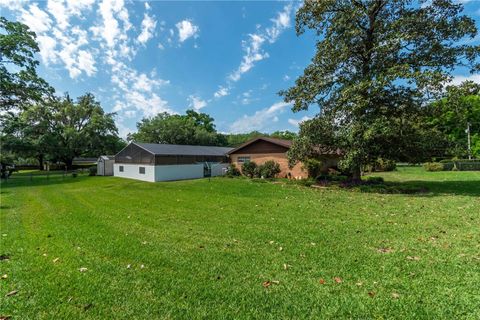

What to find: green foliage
left=88, top=166, right=97, bottom=176
left=0, top=17, right=53, bottom=111
left=225, top=164, right=241, bottom=177
left=302, top=158, right=323, bottom=178
left=257, top=160, right=281, bottom=178
left=423, top=162, right=445, bottom=172
left=429, top=81, right=480, bottom=159
left=365, top=158, right=397, bottom=172
left=281, top=0, right=480, bottom=180
left=129, top=110, right=225, bottom=146
left=241, top=161, right=258, bottom=178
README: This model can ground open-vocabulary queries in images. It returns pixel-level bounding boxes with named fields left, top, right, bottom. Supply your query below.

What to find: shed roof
left=134, top=142, right=233, bottom=156
left=99, top=155, right=115, bottom=161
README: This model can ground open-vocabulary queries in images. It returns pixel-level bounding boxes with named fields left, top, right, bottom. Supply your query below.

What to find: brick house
left=227, top=137, right=340, bottom=179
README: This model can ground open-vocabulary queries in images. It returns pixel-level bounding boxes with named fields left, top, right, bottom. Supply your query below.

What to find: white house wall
left=114, top=164, right=155, bottom=182
left=154, top=164, right=204, bottom=181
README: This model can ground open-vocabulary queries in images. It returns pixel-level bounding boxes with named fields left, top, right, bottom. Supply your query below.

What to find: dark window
left=237, top=156, right=250, bottom=163
left=119, top=166, right=124, bottom=172
left=139, top=167, right=145, bottom=174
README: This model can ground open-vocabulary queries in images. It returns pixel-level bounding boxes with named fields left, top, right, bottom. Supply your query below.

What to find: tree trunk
left=38, top=154, right=44, bottom=171
left=65, top=158, right=74, bottom=170
left=351, top=166, right=362, bottom=182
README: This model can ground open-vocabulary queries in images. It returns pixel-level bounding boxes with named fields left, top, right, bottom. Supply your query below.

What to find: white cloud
left=230, top=101, right=291, bottom=133
left=20, top=3, right=52, bottom=34
left=214, top=86, right=229, bottom=98
left=90, top=0, right=131, bottom=48
left=450, top=74, right=480, bottom=86
left=175, top=19, right=199, bottom=42
left=138, top=12, right=156, bottom=44
left=283, top=74, right=290, bottom=81
left=228, top=4, right=293, bottom=82
left=188, top=95, right=207, bottom=110
left=77, top=50, right=97, bottom=76
left=288, top=116, right=311, bottom=127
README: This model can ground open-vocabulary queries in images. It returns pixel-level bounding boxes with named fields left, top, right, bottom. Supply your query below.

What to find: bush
left=225, top=164, right=241, bottom=177
left=364, top=176, right=384, bottom=184
left=423, top=162, right=444, bottom=172
left=241, top=161, right=258, bottom=178
left=439, top=159, right=480, bottom=171
left=89, top=166, right=97, bottom=176
left=302, top=158, right=323, bottom=178
left=257, top=160, right=281, bottom=178
left=376, top=159, right=396, bottom=172
left=72, top=172, right=78, bottom=178
left=316, top=174, right=348, bottom=182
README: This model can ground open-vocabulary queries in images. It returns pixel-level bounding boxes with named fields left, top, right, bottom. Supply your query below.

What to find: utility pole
left=466, top=122, right=472, bottom=160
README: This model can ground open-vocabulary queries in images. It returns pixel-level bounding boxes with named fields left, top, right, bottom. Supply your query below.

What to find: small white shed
left=97, top=155, right=115, bottom=176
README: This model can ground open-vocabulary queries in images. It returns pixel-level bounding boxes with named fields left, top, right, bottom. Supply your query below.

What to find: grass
left=1, top=167, right=479, bottom=319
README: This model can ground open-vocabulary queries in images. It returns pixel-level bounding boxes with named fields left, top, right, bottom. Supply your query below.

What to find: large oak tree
left=281, top=0, right=480, bottom=179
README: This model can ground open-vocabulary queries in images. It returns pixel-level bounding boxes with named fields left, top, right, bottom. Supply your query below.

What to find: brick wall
left=230, top=153, right=308, bottom=179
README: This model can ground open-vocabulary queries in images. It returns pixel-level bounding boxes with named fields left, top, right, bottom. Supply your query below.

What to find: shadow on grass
left=0, top=174, right=86, bottom=189
left=350, top=180, right=480, bottom=197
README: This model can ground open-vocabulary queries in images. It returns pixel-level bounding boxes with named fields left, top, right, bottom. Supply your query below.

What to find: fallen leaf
left=377, top=247, right=394, bottom=254
left=79, top=267, right=88, bottom=272
left=140, top=264, right=145, bottom=269
left=5, top=290, right=17, bottom=297
left=53, top=258, right=59, bottom=263
left=283, top=264, right=288, bottom=270
left=319, top=278, right=326, bottom=284
left=406, top=256, right=420, bottom=261
left=271, top=280, right=280, bottom=284
left=334, top=277, right=342, bottom=283
left=0, top=316, right=11, bottom=320
left=142, top=241, right=147, bottom=245
left=262, top=281, right=271, bottom=288
left=279, top=247, right=283, bottom=251
left=269, top=241, right=274, bottom=244
left=42, top=253, right=47, bottom=257
left=310, top=242, right=316, bottom=246
left=1, top=274, right=7, bottom=279
left=356, top=282, right=363, bottom=286
left=0, top=255, right=9, bottom=261
left=391, top=292, right=400, bottom=299
left=126, top=264, right=131, bottom=269
left=368, top=291, right=376, bottom=297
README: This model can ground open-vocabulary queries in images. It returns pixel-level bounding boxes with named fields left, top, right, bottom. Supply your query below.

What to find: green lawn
left=1, top=167, right=479, bottom=319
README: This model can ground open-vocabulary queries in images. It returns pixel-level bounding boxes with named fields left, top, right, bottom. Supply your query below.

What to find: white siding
left=211, top=163, right=229, bottom=177
left=114, top=164, right=155, bottom=182
left=154, top=164, right=204, bottom=181
left=98, top=159, right=114, bottom=176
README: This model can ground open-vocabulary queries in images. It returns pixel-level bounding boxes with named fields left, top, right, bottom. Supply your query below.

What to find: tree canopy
left=281, top=0, right=480, bottom=179
left=429, top=81, right=480, bottom=158
left=0, top=17, right=53, bottom=111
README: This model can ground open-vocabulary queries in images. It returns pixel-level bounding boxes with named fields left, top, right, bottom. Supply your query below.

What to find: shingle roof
left=227, top=137, right=292, bottom=155
left=134, top=142, right=233, bottom=156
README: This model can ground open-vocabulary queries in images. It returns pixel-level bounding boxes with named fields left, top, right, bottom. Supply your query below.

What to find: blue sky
left=1, top=0, right=479, bottom=137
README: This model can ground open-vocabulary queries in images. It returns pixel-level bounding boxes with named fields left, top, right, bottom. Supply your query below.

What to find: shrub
left=257, top=160, right=281, bottom=178
left=376, top=159, right=396, bottom=172
left=72, top=172, right=78, bottom=178
left=241, top=161, right=258, bottom=178
left=316, top=174, right=348, bottom=182
left=89, top=166, right=97, bottom=176
left=423, top=162, right=444, bottom=172
left=302, top=158, right=323, bottom=178
left=225, top=164, right=241, bottom=177
left=364, top=176, right=384, bottom=184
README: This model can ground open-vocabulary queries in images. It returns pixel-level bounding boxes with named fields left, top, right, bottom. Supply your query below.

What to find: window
left=237, top=156, right=251, bottom=163
left=139, top=167, right=145, bottom=174
left=119, top=166, right=124, bottom=172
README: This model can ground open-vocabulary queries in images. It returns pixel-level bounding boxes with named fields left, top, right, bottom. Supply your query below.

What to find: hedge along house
left=227, top=137, right=341, bottom=179
left=114, top=142, right=233, bottom=182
